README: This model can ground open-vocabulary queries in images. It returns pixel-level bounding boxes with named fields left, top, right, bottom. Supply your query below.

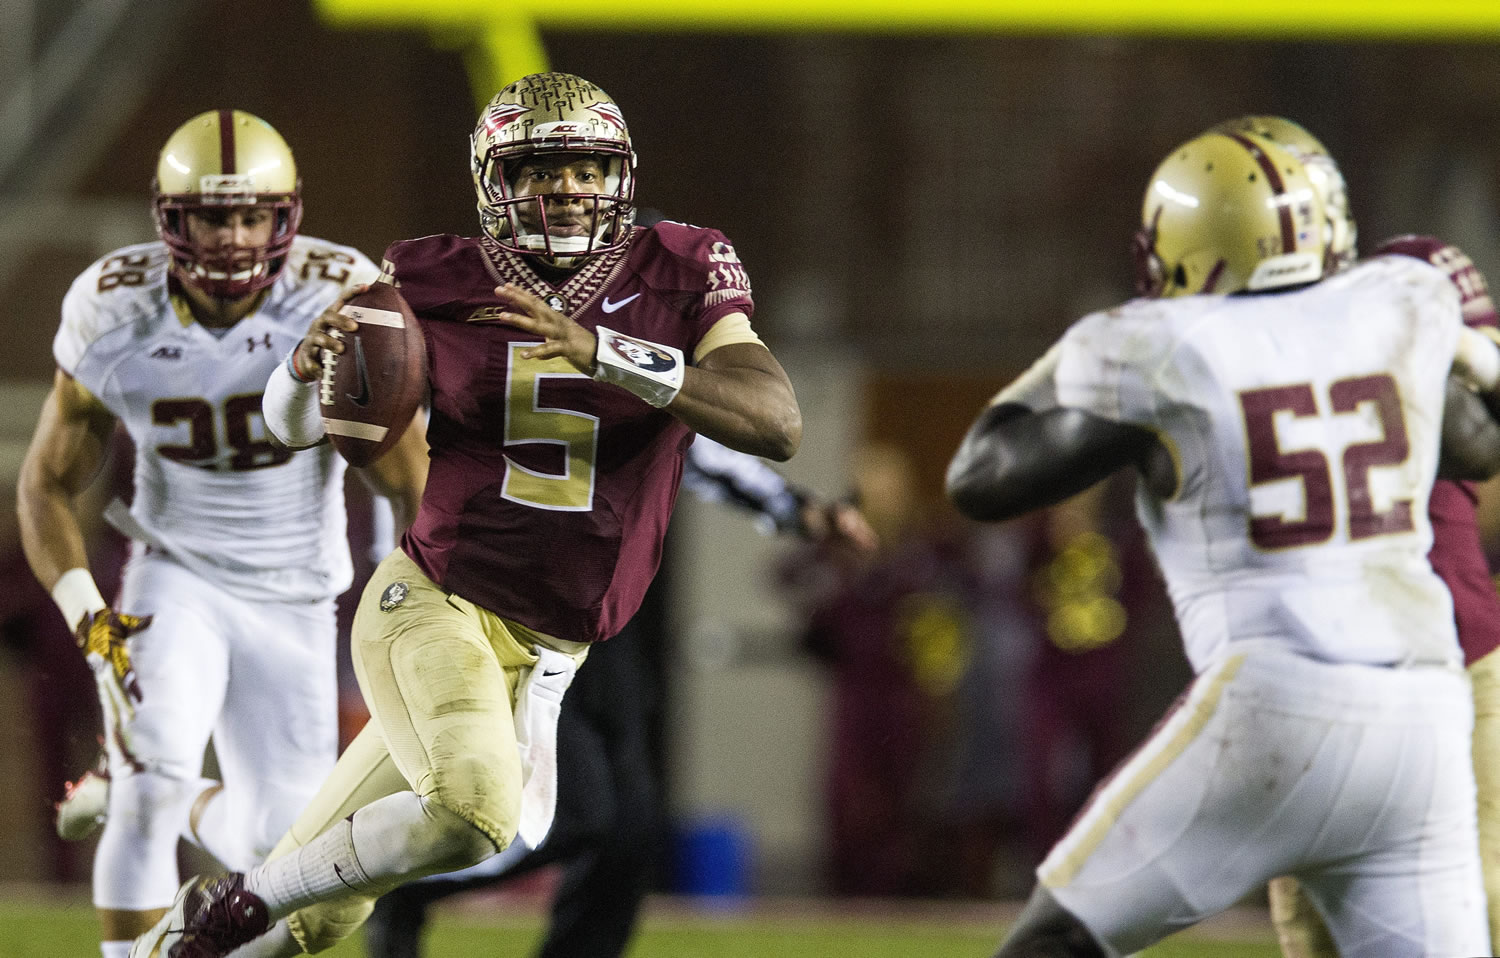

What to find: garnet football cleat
left=129, top=873, right=270, bottom=958
left=55, top=755, right=109, bottom=840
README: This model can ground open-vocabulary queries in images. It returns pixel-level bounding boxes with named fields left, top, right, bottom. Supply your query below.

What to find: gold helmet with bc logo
left=1211, top=115, right=1357, bottom=274
left=470, top=73, right=636, bottom=264
left=1133, top=131, right=1328, bottom=298
left=152, top=109, right=302, bottom=298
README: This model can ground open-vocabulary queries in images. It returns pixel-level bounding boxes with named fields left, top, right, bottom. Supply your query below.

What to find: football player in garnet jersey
left=132, top=73, right=802, bottom=957
left=1210, top=115, right=1500, bottom=958
left=16, top=110, right=427, bottom=958
left=947, top=130, right=1500, bottom=956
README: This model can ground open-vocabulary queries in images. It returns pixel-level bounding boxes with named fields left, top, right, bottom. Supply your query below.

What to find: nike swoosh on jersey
left=601, top=293, right=641, bottom=314
left=346, top=335, right=371, bottom=407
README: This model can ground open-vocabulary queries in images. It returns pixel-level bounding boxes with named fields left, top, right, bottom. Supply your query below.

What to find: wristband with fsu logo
left=593, top=326, right=685, bottom=407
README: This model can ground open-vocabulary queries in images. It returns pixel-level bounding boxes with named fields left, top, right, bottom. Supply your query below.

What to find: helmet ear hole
left=1174, top=265, right=1188, bottom=290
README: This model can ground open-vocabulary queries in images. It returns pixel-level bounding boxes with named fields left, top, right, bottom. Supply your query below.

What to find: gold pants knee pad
left=287, top=896, right=377, bottom=954
left=351, top=550, right=581, bottom=852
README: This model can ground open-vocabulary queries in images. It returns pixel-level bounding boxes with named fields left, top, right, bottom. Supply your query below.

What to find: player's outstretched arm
left=356, top=408, right=429, bottom=531
left=17, top=369, right=116, bottom=592
left=947, top=403, right=1158, bottom=522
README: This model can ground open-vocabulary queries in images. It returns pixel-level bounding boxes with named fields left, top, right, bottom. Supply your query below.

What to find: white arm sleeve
left=263, top=353, right=325, bottom=448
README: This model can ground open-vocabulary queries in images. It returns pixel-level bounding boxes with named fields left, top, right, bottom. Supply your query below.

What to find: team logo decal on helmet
left=152, top=109, right=302, bottom=298
left=480, top=103, right=530, bottom=137
left=589, top=102, right=626, bottom=131
left=470, top=72, right=637, bottom=265
left=1135, top=131, right=1328, bottom=299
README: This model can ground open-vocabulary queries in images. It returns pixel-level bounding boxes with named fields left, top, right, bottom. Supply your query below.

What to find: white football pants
left=93, top=549, right=338, bottom=911
left=1040, top=644, right=1489, bottom=958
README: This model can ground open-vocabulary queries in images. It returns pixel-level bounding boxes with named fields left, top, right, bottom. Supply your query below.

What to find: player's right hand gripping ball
left=320, top=282, right=428, bottom=467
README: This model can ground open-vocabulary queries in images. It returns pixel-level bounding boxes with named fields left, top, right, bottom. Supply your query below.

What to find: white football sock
left=243, top=791, right=496, bottom=921
left=243, top=816, right=372, bottom=920
left=101, top=942, right=132, bottom=958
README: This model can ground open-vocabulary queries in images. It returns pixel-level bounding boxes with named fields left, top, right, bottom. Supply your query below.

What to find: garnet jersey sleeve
left=638, top=222, right=761, bottom=362
left=1376, top=235, right=1498, bottom=330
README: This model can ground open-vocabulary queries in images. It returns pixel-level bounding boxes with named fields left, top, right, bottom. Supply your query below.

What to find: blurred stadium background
left=3, top=0, right=1500, bottom=953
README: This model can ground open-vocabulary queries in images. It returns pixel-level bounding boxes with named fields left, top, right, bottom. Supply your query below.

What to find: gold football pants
left=1269, top=649, right=1500, bottom=957
left=266, top=549, right=586, bottom=952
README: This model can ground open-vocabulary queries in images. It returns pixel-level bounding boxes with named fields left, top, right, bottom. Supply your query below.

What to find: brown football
left=319, top=282, right=427, bottom=467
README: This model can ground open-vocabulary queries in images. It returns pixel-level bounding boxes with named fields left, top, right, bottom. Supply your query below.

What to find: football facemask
left=470, top=73, right=636, bottom=266
left=152, top=109, right=302, bottom=299
left=1135, top=131, right=1328, bottom=299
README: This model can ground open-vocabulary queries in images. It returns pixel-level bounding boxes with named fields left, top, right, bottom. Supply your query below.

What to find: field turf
left=0, top=895, right=1281, bottom=957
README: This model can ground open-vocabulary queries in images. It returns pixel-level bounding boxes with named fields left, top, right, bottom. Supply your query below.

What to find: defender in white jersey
left=16, top=110, right=427, bottom=958
left=948, top=131, right=1500, bottom=957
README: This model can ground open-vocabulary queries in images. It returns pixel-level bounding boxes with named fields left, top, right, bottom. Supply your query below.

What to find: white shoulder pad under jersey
left=1055, top=257, right=1464, bottom=672
left=55, top=236, right=379, bottom=602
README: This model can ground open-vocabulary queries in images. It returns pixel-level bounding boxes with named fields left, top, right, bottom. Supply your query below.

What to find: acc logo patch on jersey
left=380, top=581, right=409, bottom=612
left=605, top=332, right=677, bottom=373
